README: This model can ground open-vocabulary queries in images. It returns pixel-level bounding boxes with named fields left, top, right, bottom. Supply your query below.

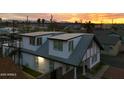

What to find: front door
left=49, top=62, right=56, bottom=79
left=50, top=70, right=57, bottom=79
left=50, top=67, right=63, bottom=79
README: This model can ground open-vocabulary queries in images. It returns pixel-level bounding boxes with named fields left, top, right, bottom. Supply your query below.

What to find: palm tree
left=84, top=21, right=95, bottom=33
left=0, top=18, right=2, bottom=22
left=41, top=19, right=45, bottom=27
left=37, top=18, right=41, bottom=26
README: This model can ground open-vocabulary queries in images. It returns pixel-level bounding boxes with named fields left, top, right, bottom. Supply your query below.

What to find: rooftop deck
left=21, top=31, right=64, bottom=37
left=49, top=33, right=93, bottom=41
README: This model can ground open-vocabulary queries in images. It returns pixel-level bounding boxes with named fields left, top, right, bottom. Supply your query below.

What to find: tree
left=0, top=18, right=2, bottom=27
left=48, top=21, right=58, bottom=31
left=0, top=18, right=2, bottom=22
left=37, top=18, right=41, bottom=26
left=50, top=14, right=53, bottom=23
left=75, top=21, right=78, bottom=24
left=48, top=14, right=54, bottom=31
left=41, top=19, right=45, bottom=27
left=84, top=21, right=95, bottom=33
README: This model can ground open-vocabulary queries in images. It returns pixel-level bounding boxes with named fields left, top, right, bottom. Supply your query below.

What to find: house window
left=109, top=46, right=113, bottom=49
left=37, top=37, right=42, bottom=45
left=92, top=54, right=97, bottom=64
left=93, top=42, right=96, bottom=54
left=68, top=40, right=74, bottom=52
left=53, top=40, right=63, bottom=51
left=5, top=48, right=9, bottom=56
left=85, top=58, right=90, bottom=63
left=96, top=48, right=100, bottom=53
left=121, top=37, right=124, bottom=41
left=30, top=37, right=35, bottom=45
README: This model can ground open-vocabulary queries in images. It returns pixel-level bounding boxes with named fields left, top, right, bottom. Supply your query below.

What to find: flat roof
left=48, top=33, right=92, bottom=41
left=20, top=31, right=64, bottom=37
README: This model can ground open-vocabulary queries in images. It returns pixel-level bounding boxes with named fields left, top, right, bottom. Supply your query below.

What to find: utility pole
left=101, top=15, right=103, bottom=28
left=27, top=16, right=28, bottom=23
left=50, top=14, right=53, bottom=23
left=50, top=14, right=53, bottom=31
left=112, top=19, right=114, bottom=24
left=12, top=20, right=15, bottom=33
left=26, top=16, right=29, bottom=32
left=80, top=19, right=83, bottom=23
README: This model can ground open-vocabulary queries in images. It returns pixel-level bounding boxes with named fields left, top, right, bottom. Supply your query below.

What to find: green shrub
left=23, top=66, right=42, bottom=77
left=90, top=62, right=105, bottom=75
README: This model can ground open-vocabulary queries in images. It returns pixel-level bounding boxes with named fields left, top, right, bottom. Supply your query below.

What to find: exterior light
left=37, top=57, right=45, bottom=63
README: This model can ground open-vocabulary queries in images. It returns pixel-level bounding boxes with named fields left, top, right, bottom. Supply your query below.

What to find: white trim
left=74, top=67, right=77, bottom=79
left=82, top=61, right=86, bottom=76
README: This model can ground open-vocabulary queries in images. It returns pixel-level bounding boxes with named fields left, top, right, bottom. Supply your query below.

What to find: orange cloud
left=0, top=13, right=124, bottom=23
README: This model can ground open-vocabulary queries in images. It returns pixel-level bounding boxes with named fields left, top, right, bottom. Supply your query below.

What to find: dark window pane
left=53, top=40, right=63, bottom=51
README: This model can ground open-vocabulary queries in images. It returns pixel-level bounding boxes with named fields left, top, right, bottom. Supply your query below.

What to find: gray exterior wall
left=22, top=34, right=52, bottom=51
left=21, top=52, right=66, bottom=74
left=49, top=36, right=81, bottom=58
left=22, top=53, right=36, bottom=70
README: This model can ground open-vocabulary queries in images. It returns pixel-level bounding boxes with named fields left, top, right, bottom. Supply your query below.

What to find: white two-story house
left=18, top=32, right=103, bottom=79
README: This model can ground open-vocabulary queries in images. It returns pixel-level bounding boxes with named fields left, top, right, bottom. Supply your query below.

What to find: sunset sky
left=1, top=13, right=124, bottom=23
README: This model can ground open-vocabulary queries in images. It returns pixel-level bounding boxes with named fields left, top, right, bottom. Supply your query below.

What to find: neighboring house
left=94, top=24, right=112, bottom=29
left=2, top=31, right=103, bottom=79
left=63, top=24, right=86, bottom=33
left=0, top=36, right=9, bottom=49
left=94, top=30, right=121, bottom=56
left=0, top=27, right=19, bottom=49
left=1, top=33, right=21, bottom=57
left=0, top=27, right=19, bottom=34
left=110, top=30, right=124, bottom=52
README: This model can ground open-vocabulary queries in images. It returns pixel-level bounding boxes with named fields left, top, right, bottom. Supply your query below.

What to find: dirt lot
left=0, top=58, right=29, bottom=79
left=103, top=66, right=124, bottom=79
left=101, top=53, right=124, bottom=79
